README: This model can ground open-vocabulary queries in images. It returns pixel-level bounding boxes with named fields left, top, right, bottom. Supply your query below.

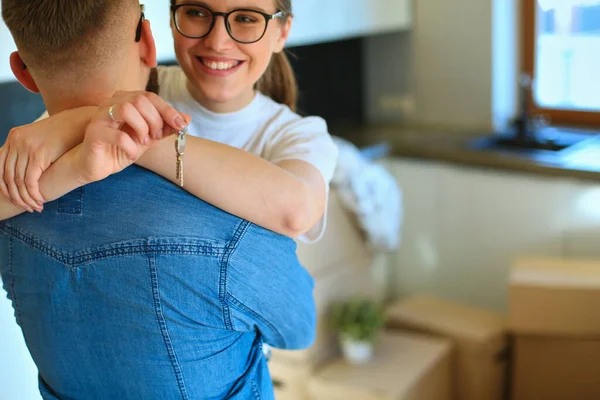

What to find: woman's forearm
left=0, top=146, right=87, bottom=221
left=136, top=136, right=322, bottom=237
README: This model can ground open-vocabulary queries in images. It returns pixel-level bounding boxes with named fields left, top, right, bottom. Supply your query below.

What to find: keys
left=175, top=127, right=188, bottom=187
left=176, top=154, right=184, bottom=187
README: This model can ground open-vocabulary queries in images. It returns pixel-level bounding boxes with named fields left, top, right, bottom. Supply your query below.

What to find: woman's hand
left=75, top=91, right=190, bottom=185
left=1, top=91, right=189, bottom=212
left=0, top=107, right=97, bottom=212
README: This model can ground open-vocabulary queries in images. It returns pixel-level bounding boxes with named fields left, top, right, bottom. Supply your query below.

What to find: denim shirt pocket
left=57, top=188, right=83, bottom=215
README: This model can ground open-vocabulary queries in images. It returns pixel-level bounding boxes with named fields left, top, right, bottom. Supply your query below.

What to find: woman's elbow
left=282, top=185, right=324, bottom=238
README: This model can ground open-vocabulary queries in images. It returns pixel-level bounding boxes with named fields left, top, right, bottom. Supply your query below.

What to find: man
left=0, top=1, right=316, bottom=399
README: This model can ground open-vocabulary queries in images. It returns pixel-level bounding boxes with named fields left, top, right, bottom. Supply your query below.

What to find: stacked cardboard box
left=509, top=257, right=600, bottom=400
left=269, top=192, right=376, bottom=400
left=308, top=332, right=453, bottom=400
left=271, top=192, right=455, bottom=400
left=384, top=295, right=508, bottom=400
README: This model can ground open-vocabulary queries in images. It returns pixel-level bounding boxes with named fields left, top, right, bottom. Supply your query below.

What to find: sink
left=468, top=128, right=597, bottom=159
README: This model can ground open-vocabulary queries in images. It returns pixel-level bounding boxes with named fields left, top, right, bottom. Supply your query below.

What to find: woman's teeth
left=200, top=58, right=241, bottom=70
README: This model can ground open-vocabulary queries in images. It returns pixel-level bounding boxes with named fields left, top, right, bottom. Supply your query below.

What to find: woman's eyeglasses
left=171, top=4, right=287, bottom=44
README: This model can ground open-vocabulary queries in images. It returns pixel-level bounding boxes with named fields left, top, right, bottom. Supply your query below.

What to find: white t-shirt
left=157, top=66, right=338, bottom=242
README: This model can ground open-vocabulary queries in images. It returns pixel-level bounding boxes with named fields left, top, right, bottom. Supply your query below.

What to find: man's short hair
left=2, top=0, right=139, bottom=79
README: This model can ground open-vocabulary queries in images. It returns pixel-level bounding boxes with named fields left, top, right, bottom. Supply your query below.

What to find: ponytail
left=257, top=50, right=298, bottom=112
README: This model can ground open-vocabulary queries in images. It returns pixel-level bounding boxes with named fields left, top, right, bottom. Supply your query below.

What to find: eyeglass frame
left=170, top=4, right=288, bottom=44
left=135, top=4, right=146, bottom=43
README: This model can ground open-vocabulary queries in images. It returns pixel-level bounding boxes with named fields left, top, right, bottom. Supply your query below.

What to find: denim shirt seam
left=226, top=294, right=285, bottom=346
left=250, top=379, right=262, bottom=400
left=218, top=219, right=252, bottom=330
left=148, top=253, right=189, bottom=400
left=1, top=224, right=227, bottom=267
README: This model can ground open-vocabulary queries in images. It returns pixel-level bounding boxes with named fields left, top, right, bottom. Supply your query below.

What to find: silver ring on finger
left=108, top=105, right=119, bottom=123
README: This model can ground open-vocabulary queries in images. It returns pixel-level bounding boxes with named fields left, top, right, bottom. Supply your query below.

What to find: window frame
left=522, top=0, right=600, bottom=128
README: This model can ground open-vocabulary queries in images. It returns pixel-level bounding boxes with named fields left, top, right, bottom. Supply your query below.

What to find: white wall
left=144, top=2, right=177, bottom=63
left=364, top=0, right=519, bottom=131
left=0, top=20, right=17, bottom=83
left=0, top=290, right=41, bottom=400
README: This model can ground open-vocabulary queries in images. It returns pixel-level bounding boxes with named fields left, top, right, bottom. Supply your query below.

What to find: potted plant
left=329, top=296, right=384, bottom=365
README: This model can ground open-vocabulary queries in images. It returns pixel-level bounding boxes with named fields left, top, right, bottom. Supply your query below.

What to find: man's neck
left=41, top=78, right=142, bottom=116
left=46, top=92, right=115, bottom=116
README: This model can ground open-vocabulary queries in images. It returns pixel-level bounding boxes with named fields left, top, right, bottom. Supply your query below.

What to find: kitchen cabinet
left=562, top=180, right=600, bottom=258
left=287, top=0, right=412, bottom=47
left=387, top=158, right=600, bottom=311
left=384, top=159, right=443, bottom=300
left=435, top=165, right=567, bottom=311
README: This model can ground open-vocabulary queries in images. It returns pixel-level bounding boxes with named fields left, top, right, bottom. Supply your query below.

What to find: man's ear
left=139, top=19, right=158, bottom=68
left=9, top=52, right=39, bottom=93
left=274, top=17, right=292, bottom=53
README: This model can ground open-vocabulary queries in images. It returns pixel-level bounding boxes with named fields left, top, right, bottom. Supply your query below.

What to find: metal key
left=175, top=127, right=188, bottom=187
left=176, top=154, right=184, bottom=187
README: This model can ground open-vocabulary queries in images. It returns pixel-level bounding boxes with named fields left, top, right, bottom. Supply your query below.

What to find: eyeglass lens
left=175, top=5, right=268, bottom=43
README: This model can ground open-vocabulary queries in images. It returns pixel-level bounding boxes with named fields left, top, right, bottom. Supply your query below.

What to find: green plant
left=329, top=296, right=384, bottom=343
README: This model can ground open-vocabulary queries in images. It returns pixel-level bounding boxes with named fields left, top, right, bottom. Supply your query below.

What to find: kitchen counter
left=337, top=125, right=600, bottom=182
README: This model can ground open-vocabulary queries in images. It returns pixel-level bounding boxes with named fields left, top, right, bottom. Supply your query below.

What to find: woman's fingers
left=131, top=94, right=164, bottom=140
left=107, top=128, right=140, bottom=161
left=15, top=153, right=42, bottom=212
left=4, top=151, right=34, bottom=213
left=108, top=102, right=149, bottom=145
left=23, top=154, right=46, bottom=207
left=144, top=92, right=188, bottom=136
left=100, top=91, right=190, bottom=144
left=0, top=146, right=10, bottom=199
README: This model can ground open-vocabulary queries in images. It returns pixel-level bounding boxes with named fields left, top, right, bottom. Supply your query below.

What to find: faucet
left=514, top=73, right=534, bottom=142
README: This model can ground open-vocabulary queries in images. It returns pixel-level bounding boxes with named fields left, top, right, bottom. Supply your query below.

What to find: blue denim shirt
left=0, top=165, right=316, bottom=400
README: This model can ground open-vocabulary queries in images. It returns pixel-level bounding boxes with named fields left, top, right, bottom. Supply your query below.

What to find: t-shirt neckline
left=181, top=77, right=265, bottom=127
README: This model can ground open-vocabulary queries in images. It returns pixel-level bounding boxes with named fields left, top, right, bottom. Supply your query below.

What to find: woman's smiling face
left=171, top=0, right=292, bottom=112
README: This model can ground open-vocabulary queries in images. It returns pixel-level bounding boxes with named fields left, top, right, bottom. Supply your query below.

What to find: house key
left=175, top=126, right=188, bottom=187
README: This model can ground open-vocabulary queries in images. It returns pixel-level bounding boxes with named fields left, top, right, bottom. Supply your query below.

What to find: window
left=523, top=0, right=600, bottom=127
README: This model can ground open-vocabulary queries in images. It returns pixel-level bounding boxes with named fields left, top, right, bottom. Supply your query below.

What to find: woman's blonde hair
left=256, top=0, right=298, bottom=111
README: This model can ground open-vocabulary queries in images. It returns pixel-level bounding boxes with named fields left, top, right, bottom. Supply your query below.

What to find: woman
left=0, top=0, right=338, bottom=242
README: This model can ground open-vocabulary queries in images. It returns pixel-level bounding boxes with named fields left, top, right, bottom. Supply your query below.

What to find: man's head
left=2, top=0, right=157, bottom=114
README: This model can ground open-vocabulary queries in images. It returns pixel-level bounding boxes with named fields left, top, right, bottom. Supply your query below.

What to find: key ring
left=176, top=126, right=188, bottom=155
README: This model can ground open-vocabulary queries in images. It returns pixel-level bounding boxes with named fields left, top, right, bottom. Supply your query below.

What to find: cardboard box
left=269, top=358, right=312, bottom=400
left=385, top=295, right=507, bottom=400
left=271, top=255, right=376, bottom=366
left=509, top=257, right=600, bottom=399
left=295, top=190, right=371, bottom=277
left=512, top=336, right=600, bottom=400
left=509, top=257, right=600, bottom=337
left=308, top=331, right=452, bottom=400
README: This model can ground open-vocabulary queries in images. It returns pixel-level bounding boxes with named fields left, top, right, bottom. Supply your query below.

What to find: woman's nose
left=203, top=16, right=234, bottom=51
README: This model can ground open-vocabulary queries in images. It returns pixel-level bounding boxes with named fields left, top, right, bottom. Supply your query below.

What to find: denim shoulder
left=225, top=223, right=316, bottom=350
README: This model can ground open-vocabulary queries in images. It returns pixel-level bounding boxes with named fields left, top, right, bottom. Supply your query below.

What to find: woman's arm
left=136, top=135, right=327, bottom=237
left=3, top=91, right=328, bottom=237
left=1, top=91, right=187, bottom=212
left=0, top=107, right=96, bottom=211
left=1, top=93, right=186, bottom=220
left=0, top=146, right=88, bottom=220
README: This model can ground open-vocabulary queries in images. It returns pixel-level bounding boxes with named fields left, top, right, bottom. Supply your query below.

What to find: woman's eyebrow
left=238, top=5, right=269, bottom=13
left=183, top=1, right=270, bottom=13
left=180, top=1, right=212, bottom=9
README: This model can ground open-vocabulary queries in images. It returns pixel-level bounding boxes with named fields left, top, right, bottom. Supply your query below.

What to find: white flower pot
left=340, top=337, right=374, bottom=365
